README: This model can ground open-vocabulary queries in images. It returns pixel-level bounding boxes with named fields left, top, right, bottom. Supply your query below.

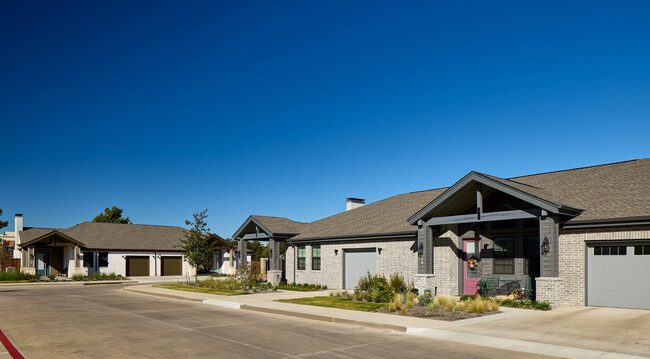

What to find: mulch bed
left=375, top=305, right=500, bottom=321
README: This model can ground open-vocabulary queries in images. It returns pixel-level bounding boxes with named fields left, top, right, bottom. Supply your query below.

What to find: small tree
left=0, top=209, right=10, bottom=269
left=181, top=209, right=212, bottom=282
left=93, top=206, right=132, bottom=224
left=0, top=208, right=7, bottom=230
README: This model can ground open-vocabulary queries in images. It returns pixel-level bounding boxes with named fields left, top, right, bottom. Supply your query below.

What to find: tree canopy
left=0, top=208, right=7, bottom=230
left=181, top=209, right=212, bottom=281
left=93, top=206, right=131, bottom=224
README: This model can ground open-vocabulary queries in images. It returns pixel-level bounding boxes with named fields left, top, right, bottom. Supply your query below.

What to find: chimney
left=346, top=198, right=366, bottom=211
left=14, top=214, right=23, bottom=233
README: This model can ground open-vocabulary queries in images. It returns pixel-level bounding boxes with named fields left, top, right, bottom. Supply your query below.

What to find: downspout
left=155, top=250, right=158, bottom=276
left=289, top=241, right=296, bottom=284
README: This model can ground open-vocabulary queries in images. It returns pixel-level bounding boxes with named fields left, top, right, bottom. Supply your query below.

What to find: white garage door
left=587, top=243, right=650, bottom=310
left=343, top=249, right=376, bottom=290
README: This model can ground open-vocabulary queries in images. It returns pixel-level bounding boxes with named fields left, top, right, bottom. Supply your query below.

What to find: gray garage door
left=587, top=243, right=650, bottom=310
left=343, top=249, right=376, bottom=290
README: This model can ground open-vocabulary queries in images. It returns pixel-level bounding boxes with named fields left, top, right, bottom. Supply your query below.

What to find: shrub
left=405, top=292, right=417, bottom=308
left=426, top=300, right=439, bottom=312
left=389, top=273, right=407, bottom=294
left=458, top=295, right=499, bottom=313
left=47, top=273, right=57, bottom=281
left=356, top=271, right=376, bottom=294
left=435, top=295, right=457, bottom=311
left=0, top=271, right=39, bottom=281
left=418, top=294, right=434, bottom=307
left=236, top=264, right=261, bottom=290
left=71, top=273, right=86, bottom=281
left=497, top=299, right=551, bottom=310
left=371, top=276, right=394, bottom=303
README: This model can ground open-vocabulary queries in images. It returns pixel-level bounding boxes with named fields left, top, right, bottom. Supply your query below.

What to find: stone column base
left=267, top=270, right=282, bottom=285
left=535, top=277, right=564, bottom=308
left=72, top=267, right=85, bottom=276
left=414, top=274, right=437, bottom=295
left=22, top=267, right=36, bottom=275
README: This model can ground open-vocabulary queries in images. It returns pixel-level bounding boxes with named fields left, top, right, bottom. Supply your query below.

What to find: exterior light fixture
left=418, top=243, right=423, bottom=256
left=378, top=248, right=382, bottom=255
left=541, top=237, right=550, bottom=255
left=334, top=249, right=338, bottom=255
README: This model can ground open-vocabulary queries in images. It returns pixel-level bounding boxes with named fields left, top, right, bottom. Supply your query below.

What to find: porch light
left=334, top=249, right=338, bottom=255
left=541, top=237, right=550, bottom=255
left=378, top=248, right=382, bottom=255
left=418, top=243, right=423, bottom=256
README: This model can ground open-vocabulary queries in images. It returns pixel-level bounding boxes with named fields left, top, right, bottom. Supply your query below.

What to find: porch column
left=414, top=220, right=436, bottom=294
left=267, top=237, right=282, bottom=285
left=537, top=214, right=563, bottom=307
left=237, top=238, right=247, bottom=268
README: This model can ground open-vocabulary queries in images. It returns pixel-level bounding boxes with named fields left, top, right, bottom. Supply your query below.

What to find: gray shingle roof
left=292, top=158, right=650, bottom=240
left=250, top=215, right=307, bottom=235
left=20, top=222, right=189, bottom=251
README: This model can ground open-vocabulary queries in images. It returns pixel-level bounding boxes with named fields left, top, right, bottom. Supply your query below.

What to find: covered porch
left=409, top=171, right=583, bottom=306
left=18, top=230, right=85, bottom=277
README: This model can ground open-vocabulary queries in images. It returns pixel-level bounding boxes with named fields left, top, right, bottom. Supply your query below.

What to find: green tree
left=93, top=206, right=131, bottom=224
left=181, top=209, right=212, bottom=282
left=0, top=208, right=7, bottom=230
left=248, top=240, right=269, bottom=261
left=0, top=208, right=10, bottom=266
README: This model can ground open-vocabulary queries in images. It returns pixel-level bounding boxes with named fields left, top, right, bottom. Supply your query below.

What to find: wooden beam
left=426, top=209, right=541, bottom=226
left=242, top=233, right=269, bottom=240
left=476, top=182, right=483, bottom=220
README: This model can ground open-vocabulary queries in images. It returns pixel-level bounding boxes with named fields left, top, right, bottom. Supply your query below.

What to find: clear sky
left=1, top=1, right=649, bottom=237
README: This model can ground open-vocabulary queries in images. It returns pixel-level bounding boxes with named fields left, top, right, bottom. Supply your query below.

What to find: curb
left=124, top=286, right=407, bottom=332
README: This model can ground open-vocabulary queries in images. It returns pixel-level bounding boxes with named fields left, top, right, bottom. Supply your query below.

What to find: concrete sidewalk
left=125, top=285, right=650, bottom=359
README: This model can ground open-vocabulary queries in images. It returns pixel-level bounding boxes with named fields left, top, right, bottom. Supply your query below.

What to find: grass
left=277, top=296, right=384, bottom=312
left=276, top=283, right=326, bottom=291
left=496, top=299, right=551, bottom=310
left=71, top=272, right=127, bottom=281
left=154, top=283, right=250, bottom=296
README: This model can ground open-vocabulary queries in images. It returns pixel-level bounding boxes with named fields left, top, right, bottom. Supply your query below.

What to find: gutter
left=563, top=216, right=650, bottom=229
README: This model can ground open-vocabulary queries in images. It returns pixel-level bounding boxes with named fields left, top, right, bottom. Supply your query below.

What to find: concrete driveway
left=0, top=284, right=558, bottom=359
left=445, top=305, right=650, bottom=358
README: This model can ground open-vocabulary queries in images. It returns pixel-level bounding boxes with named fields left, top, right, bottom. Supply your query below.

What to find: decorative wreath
left=467, top=258, right=479, bottom=270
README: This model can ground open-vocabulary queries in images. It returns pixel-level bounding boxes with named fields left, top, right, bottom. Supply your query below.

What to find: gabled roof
left=232, top=215, right=308, bottom=239
left=290, top=158, right=650, bottom=240
left=408, top=171, right=584, bottom=224
left=20, top=222, right=190, bottom=251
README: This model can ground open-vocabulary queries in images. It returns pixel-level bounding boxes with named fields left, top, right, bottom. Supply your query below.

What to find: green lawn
left=276, top=296, right=384, bottom=311
left=276, top=284, right=325, bottom=292
left=153, top=284, right=250, bottom=296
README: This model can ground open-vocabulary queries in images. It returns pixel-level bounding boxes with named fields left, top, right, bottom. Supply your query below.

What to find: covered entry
left=161, top=256, right=182, bottom=276
left=126, top=256, right=150, bottom=276
left=587, top=242, right=650, bottom=310
left=343, top=249, right=376, bottom=289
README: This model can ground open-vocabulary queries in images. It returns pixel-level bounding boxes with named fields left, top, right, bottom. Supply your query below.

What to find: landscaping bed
left=277, top=296, right=384, bottom=311
left=375, top=304, right=497, bottom=321
left=276, top=283, right=327, bottom=292
left=154, top=283, right=251, bottom=296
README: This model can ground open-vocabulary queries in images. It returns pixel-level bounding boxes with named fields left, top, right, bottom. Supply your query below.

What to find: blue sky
left=1, top=1, right=649, bottom=237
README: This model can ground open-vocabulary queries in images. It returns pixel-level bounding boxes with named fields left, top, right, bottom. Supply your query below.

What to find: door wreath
left=467, top=257, right=479, bottom=270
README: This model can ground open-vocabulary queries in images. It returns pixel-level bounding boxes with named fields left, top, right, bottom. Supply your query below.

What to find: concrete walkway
left=125, top=285, right=650, bottom=359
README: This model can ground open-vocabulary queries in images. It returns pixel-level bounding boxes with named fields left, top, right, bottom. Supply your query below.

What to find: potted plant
left=476, top=279, right=487, bottom=295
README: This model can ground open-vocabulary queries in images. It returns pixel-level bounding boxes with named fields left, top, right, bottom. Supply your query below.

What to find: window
left=634, top=246, right=650, bottom=255
left=312, top=245, right=321, bottom=270
left=494, top=237, right=514, bottom=274
left=83, top=251, right=94, bottom=268
left=594, top=246, right=627, bottom=255
left=98, top=252, right=109, bottom=267
left=523, top=235, right=540, bottom=276
left=297, top=245, right=306, bottom=270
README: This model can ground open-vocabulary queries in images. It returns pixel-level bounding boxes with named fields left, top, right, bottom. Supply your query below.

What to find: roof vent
left=346, top=198, right=366, bottom=211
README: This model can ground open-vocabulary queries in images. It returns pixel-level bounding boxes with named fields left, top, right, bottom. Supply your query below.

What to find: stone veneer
left=535, top=277, right=564, bottom=308
left=286, top=238, right=417, bottom=289
left=558, top=225, right=650, bottom=306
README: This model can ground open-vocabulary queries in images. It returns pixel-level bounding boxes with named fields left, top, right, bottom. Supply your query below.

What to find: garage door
left=161, top=256, right=183, bottom=276
left=126, top=256, right=150, bottom=277
left=343, top=249, right=376, bottom=289
left=587, top=243, right=650, bottom=310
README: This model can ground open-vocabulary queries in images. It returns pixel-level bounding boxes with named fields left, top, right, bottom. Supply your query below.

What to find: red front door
left=463, top=239, right=481, bottom=295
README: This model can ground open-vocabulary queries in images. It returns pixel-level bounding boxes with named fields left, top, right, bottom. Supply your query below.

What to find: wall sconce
left=334, top=249, right=338, bottom=255
left=30, top=253, right=34, bottom=259
left=541, top=237, right=550, bottom=255
left=418, top=243, right=423, bottom=256
left=378, top=248, right=382, bottom=255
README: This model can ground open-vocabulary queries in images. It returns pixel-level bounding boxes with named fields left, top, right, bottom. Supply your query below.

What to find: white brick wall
left=286, top=238, right=417, bottom=289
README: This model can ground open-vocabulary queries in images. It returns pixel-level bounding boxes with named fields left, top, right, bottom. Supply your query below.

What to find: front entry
left=463, top=239, right=481, bottom=295
left=35, top=251, right=50, bottom=276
